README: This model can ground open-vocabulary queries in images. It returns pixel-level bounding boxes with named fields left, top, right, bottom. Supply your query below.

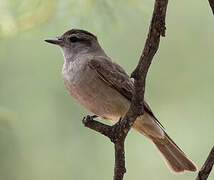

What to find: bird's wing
left=88, top=55, right=164, bottom=128
left=88, top=55, right=134, bottom=100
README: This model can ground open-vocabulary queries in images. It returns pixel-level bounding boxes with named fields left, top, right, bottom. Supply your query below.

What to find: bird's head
left=45, top=29, right=103, bottom=60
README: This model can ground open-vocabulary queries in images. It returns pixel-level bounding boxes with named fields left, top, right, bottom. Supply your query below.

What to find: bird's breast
left=61, top=59, right=130, bottom=122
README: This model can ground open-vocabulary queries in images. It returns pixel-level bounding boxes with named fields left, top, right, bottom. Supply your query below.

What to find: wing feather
left=88, top=56, right=164, bottom=129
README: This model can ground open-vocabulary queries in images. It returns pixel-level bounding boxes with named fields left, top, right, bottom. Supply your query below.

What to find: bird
left=45, top=29, right=197, bottom=173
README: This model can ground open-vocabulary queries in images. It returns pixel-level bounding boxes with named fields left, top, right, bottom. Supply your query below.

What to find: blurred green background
left=0, top=0, right=213, bottom=179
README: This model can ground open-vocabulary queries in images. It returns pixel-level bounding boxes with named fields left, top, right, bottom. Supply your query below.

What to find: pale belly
left=62, top=59, right=164, bottom=138
left=62, top=60, right=130, bottom=122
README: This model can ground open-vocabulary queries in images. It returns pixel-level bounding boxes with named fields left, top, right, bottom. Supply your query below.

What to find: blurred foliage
left=0, top=0, right=153, bottom=38
left=0, top=107, right=20, bottom=179
left=0, top=0, right=55, bottom=37
left=0, top=0, right=214, bottom=180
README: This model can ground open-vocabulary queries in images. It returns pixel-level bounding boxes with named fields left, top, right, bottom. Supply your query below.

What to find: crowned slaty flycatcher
left=45, top=29, right=197, bottom=173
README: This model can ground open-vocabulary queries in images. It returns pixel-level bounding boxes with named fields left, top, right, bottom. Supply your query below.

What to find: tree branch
left=208, top=0, right=214, bottom=14
left=196, top=146, right=214, bottom=180
left=82, top=0, right=168, bottom=179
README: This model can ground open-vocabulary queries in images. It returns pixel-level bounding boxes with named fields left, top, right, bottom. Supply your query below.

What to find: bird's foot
left=82, top=115, right=98, bottom=124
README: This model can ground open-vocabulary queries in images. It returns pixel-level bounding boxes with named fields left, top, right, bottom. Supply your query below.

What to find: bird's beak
left=44, top=38, right=63, bottom=45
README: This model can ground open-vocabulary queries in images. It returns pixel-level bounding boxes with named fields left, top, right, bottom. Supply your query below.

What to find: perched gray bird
left=45, top=29, right=197, bottom=173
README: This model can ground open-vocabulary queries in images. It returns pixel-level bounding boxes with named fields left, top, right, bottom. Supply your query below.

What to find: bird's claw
left=82, top=115, right=98, bottom=124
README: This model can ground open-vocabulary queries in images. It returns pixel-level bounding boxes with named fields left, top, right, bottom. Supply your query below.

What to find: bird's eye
left=69, top=36, right=79, bottom=43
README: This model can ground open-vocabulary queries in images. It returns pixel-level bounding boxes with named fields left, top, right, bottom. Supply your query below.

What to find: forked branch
left=83, top=0, right=168, bottom=180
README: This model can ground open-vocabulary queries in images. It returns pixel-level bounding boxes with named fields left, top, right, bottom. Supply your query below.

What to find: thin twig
left=82, top=0, right=168, bottom=179
left=196, top=146, right=214, bottom=180
left=208, top=0, right=214, bottom=14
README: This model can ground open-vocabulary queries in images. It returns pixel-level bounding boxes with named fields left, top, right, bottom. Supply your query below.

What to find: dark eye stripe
left=69, top=36, right=79, bottom=43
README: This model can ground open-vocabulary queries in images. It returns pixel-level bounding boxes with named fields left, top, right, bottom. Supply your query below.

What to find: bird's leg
left=82, top=114, right=98, bottom=124
left=91, top=115, right=99, bottom=119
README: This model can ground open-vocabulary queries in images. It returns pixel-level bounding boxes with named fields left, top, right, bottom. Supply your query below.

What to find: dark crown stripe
left=62, top=29, right=97, bottom=39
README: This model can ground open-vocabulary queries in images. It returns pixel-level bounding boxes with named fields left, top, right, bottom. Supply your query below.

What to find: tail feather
left=133, top=114, right=197, bottom=173
left=152, top=134, right=197, bottom=173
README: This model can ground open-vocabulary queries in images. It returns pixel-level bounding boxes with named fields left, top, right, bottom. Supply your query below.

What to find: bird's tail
left=151, top=133, right=197, bottom=173
left=133, top=114, right=197, bottom=173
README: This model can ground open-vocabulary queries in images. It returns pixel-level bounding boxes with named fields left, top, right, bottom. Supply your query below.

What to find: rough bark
left=83, top=0, right=168, bottom=179
left=196, top=146, right=214, bottom=180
